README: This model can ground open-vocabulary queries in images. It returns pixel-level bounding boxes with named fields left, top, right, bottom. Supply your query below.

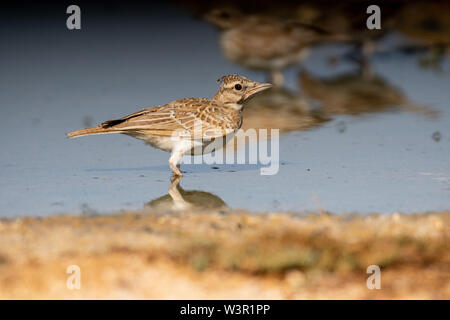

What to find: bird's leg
left=169, top=149, right=184, bottom=176
left=170, top=172, right=182, bottom=183
left=169, top=162, right=183, bottom=176
left=270, top=69, right=284, bottom=87
left=168, top=175, right=190, bottom=210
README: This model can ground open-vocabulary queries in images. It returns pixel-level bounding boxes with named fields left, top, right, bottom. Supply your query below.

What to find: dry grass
left=0, top=210, right=448, bottom=299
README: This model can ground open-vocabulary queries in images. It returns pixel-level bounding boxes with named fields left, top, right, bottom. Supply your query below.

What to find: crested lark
left=204, top=7, right=340, bottom=86
left=67, top=75, right=272, bottom=176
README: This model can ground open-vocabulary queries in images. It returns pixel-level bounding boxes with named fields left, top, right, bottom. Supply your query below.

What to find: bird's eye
left=234, top=84, right=242, bottom=90
left=219, top=12, right=231, bottom=19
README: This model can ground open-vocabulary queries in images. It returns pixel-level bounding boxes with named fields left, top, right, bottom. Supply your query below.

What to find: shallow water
left=1, top=5, right=449, bottom=217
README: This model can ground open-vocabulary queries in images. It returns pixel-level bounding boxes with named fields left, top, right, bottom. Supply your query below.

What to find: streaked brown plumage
left=69, top=98, right=241, bottom=139
left=67, top=75, right=272, bottom=176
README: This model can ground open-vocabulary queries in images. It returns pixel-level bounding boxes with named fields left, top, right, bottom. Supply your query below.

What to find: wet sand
left=0, top=210, right=448, bottom=299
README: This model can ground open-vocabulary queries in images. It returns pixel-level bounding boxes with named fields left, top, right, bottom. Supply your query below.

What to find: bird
left=204, top=6, right=347, bottom=86
left=66, top=75, right=272, bottom=176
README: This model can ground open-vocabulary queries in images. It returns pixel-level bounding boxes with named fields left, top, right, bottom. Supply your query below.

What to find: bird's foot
left=170, top=173, right=182, bottom=184
left=170, top=163, right=183, bottom=176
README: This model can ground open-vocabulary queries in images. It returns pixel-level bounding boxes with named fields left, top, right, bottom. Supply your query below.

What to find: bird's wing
left=100, top=98, right=241, bottom=138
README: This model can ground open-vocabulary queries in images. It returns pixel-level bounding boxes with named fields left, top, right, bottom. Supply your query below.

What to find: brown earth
left=0, top=210, right=448, bottom=299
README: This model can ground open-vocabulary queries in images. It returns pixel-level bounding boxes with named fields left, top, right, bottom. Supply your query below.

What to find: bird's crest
left=217, top=74, right=250, bottom=84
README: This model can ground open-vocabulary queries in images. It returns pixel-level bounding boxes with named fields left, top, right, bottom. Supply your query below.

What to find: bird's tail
left=66, top=126, right=121, bottom=138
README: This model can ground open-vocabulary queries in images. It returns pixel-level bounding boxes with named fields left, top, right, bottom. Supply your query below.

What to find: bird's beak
left=244, top=82, right=273, bottom=100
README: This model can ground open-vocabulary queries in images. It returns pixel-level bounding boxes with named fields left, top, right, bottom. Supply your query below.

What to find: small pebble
left=337, top=121, right=346, bottom=133
left=432, top=131, right=441, bottom=142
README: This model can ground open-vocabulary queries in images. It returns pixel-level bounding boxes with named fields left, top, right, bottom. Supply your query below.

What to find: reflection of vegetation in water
left=146, top=176, right=227, bottom=211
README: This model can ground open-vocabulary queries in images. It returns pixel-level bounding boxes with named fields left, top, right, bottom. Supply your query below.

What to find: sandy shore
left=0, top=210, right=448, bottom=299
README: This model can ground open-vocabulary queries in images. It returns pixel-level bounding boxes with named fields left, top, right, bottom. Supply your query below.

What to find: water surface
left=1, top=5, right=449, bottom=217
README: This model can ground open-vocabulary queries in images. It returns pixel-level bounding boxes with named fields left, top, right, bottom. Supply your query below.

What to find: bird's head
left=203, top=7, right=242, bottom=29
left=213, top=75, right=273, bottom=109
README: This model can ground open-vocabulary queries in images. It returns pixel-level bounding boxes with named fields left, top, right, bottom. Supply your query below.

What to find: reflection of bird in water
left=146, top=175, right=227, bottom=211
left=242, top=86, right=329, bottom=134
left=204, top=7, right=345, bottom=86
left=299, top=70, right=439, bottom=118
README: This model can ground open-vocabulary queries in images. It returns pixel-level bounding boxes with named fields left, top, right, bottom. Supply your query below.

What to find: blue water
left=0, top=7, right=449, bottom=216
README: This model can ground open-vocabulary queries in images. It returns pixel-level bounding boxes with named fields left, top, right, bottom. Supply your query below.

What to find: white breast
left=124, top=131, right=237, bottom=156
